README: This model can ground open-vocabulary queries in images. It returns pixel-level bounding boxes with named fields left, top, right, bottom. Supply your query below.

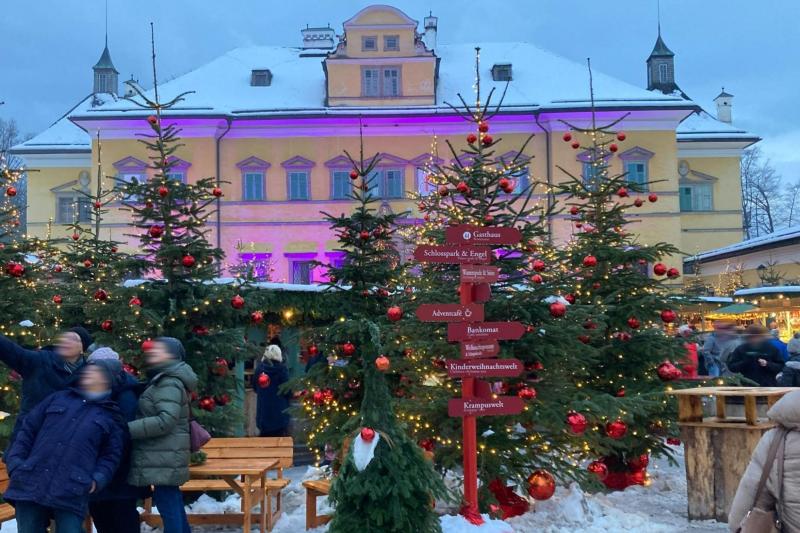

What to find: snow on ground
left=0, top=449, right=729, bottom=532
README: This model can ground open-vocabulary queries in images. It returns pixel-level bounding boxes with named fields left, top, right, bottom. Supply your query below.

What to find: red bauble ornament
left=615, top=331, right=632, bottom=342
left=456, top=181, right=469, bottom=193
left=578, top=334, right=591, bottom=344
left=359, top=231, right=370, bottom=240
left=257, top=373, right=270, bottom=388
left=5, top=262, right=24, bottom=277
left=606, top=419, right=628, bottom=440
left=84, top=259, right=94, bottom=269
left=616, top=388, right=626, bottom=397
left=342, top=342, right=356, bottom=356
left=628, top=454, right=649, bottom=471
left=549, top=302, right=567, bottom=318
left=627, top=469, right=647, bottom=486
left=527, top=470, right=555, bottom=500
left=93, top=201, right=102, bottom=209
left=660, top=309, right=676, bottom=323
left=5, top=186, right=17, bottom=197
left=71, top=233, right=80, bottom=241
left=148, top=225, right=163, bottom=238
left=657, top=361, right=681, bottom=381
left=609, top=143, right=619, bottom=152
left=181, top=255, right=196, bottom=268
left=191, top=325, right=209, bottom=336
left=481, top=134, right=493, bottom=146
left=147, top=115, right=158, bottom=125
left=94, top=289, right=108, bottom=301
left=419, top=438, right=435, bottom=452
left=571, top=141, right=580, bottom=149
left=158, top=186, right=169, bottom=197
left=230, top=294, right=245, bottom=309
left=564, top=293, right=576, bottom=304
left=588, top=460, right=609, bottom=480
left=387, top=306, right=403, bottom=322
left=478, top=122, right=490, bottom=133
left=617, top=187, right=629, bottom=198
left=360, top=427, right=376, bottom=442
left=122, top=363, right=137, bottom=376
left=250, top=310, right=264, bottom=324
left=517, top=387, right=537, bottom=400
left=617, top=132, right=626, bottom=141
left=214, top=393, right=231, bottom=406
left=583, top=320, right=596, bottom=330
left=312, top=390, right=325, bottom=405
left=562, top=132, right=572, bottom=142
left=648, top=193, right=658, bottom=203
left=667, top=267, right=680, bottom=279
left=52, top=295, right=62, bottom=304
left=141, top=339, right=155, bottom=352
left=438, top=185, right=449, bottom=197
left=100, top=320, right=113, bottom=332
left=212, top=187, right=223, bottom=198
left=531, top=274, right=543, bottom=284
left=498, top=178, right=511, bottom=191
left=308, top=344, right=319, bottom=356
left=566, top=411, right=588, bottom=434
left=212, top=357, right=229, bottom=376
left=349, top=170, right=359, bottom=180
left=592, top=281, right=601, bottom=290
left=375, top=355, right=391, bottom=372
left=653, top=263, right=667, bottom=276
left=634, top=198, right=644, bottom=207
left=129, top=296, right=142, bottom=307
left=532, top=259, right=546, bottom=272
left=666, top=437, right=681, bottom=446
left=199, top=397, right=216, bottom=412
left=53, top=264, right=63, bottom=273
left=569, top=206, right=579, bottom=216
left=582, top=255, right=598, bottom=267
left=466, top=133, right=478, bottom=144
left=627, top=317, right=640, bottom=329
left=484, top=214, right=494, bottom=223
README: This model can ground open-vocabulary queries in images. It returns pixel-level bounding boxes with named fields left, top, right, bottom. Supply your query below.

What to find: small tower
left=714, top=88, right=734, bottom=124
left=646, top=28, right=678, bottom=94
left=93, top=40, right=119, bottom=95
left=423, top=12, right=438, bottom=51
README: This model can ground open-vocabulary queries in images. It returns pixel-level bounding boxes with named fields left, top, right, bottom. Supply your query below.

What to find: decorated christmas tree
left=552, top=61, right=688, bottom=489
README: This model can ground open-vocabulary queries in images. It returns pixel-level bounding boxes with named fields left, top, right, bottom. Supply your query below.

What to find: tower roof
left=715, top=88, right=734, bottom=99
left=93, top=44, right=118, bottom=73
left=648, top=33, right=674, bottom=59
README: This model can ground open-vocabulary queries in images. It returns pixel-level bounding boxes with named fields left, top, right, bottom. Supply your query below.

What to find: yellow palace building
left=11, top=4, right=758, bottom=284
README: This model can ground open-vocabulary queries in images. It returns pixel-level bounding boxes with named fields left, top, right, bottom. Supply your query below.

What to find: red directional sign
left=460, top=340, right=501, bottom=359
left=416, top=303, right=484, bottom=323
left=413, top=245, right=492, bottom=265
left=448, top=396, right=525, bottom=417
left=460, top=265, right=500, bottom=284
left=448, top=321, right=526, bottom=342
left=446, top=359, right=524, bottom=379
left=445, top=225, right=522, bottom=246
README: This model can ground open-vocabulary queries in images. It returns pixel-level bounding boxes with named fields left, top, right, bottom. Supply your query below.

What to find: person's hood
left=768, top=390, right=800, bottom=429
left=66, top=387, right=120, bottom=410
left=154, top=361, right=198, bottom=392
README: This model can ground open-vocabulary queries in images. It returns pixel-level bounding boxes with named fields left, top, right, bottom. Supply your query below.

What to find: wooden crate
left=667, top=386, right=795, bottom=522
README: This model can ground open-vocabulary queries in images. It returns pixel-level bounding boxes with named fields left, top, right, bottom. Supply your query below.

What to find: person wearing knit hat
left=0, top=326, right=93, bottom=447
left=253, top=344, right=292, bottom=437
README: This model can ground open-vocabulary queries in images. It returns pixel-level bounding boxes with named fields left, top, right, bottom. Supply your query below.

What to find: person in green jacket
left=128, top=337, right=197, bottom=533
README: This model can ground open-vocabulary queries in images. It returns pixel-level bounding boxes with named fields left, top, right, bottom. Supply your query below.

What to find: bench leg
left=305, top=489, right=316, bottom=530
left=243, top=475, right=253, bottom=533
left=260, top=477, right=267, bottom=533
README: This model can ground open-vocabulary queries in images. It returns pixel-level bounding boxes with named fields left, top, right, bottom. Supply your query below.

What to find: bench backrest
left=201, top=437, right=294, bottom=468
left=0, top=460, right=8, bottom=493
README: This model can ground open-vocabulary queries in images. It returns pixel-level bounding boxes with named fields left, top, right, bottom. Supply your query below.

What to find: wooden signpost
left=414, top=224, right=523, bottom=523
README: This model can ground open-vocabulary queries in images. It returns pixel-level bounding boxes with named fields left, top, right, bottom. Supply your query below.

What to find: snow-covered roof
left=676, top=109, right=759, bottom=142
left=74, top=42, right=692, bottom=120
left=10, top=96, right=94, bottom=154
left=687, top=224, right=800, bottom=263
left=735, top=286, right=800, bottom=297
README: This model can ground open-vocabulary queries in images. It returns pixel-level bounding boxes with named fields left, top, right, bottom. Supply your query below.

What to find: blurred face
left=56, top=332, right=83, bottom=360
left=145, top=341, right=173, bottom=367
left=746, top=333, right=764, bottom=346
left=80, top=366, right=110, bottom=394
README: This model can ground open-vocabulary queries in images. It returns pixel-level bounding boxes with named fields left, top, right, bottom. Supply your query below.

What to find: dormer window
left=251, top=69, right=272, bottom=87
left=492, top=64, right=512, bottom=82
left=384, top=35, right=400, bottom=51
left=362, top=36, right=378, bottom=51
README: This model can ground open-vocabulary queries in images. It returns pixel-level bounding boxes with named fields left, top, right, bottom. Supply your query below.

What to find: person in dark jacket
left=3, top=361, right=124, bottom=533
left=86, top=348, right=146, bottom=533
left=128, top=337, right=197, bottom=533
left=0, top=327, right=92, bottom=445
left=728, top=324, right=786, bottom=386
left=252, top=344, right=291, bottom=437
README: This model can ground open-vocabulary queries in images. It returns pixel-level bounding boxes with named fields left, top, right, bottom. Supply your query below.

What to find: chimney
left=124, top=76, right=138, bottom=98
left=423, top=12, right=438, bottom=51
left=301, top=25, right=335, bottom=50
left=714, top=88, right=734, bottom=124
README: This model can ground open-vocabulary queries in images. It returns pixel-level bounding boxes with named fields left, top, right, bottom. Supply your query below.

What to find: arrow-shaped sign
left=460, top=340, right=501, bottom=359
left=448, top=396, right=525, bottom=417
left=448, top=321, right=526, bottom=342
left=416, top=303, right=484, bottom=323
left=413, top=245, right=493, bottom=265
left=460, top=265, right=500, bottom=284
left=446, top=358, right=524, bottom=378
left=445, top=225, right=522, bottom=246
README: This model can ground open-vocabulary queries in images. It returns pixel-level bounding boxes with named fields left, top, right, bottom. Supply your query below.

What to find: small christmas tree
left=715, top=260, right=748, bottom=296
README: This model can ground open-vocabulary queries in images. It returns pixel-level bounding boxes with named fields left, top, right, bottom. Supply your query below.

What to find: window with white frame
left=291, top=260, right=314, bottom=284
left=384, top=35, right=400, bottom=51
left=361, top=66, right=401, bottom=97
left=415, top=168, right=436, bottom=195
left=243, top=171, right=265, bottom=201
left=362, top=36, right=377, bottom=51
left=680, top=182, right=713, bottom=211
left=331, top=170, right=352, bottom=200
left=288, top=171, right=310, bottom=200
left=56, top=195, right=91, bottom=224
left=166, top=171, right=185, bottom=183
left=625, top=161, right=648, bottom=189
left=365, top=168, right=403, bottom=199
left=116, top=172, right=144, bottom=200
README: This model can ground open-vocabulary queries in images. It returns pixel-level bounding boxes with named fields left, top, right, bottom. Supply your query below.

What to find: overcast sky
left=2, top=0, right=798, bottom=180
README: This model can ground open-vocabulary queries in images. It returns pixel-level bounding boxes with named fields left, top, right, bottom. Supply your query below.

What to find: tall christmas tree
left=552, top=60, right=687, bottom=489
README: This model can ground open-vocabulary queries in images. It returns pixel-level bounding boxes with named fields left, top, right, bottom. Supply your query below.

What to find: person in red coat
left=678, top=325, right=699, bottom=378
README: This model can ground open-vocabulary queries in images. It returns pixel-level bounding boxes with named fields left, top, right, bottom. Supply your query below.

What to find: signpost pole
left=459, top=280, right=479, bottom=519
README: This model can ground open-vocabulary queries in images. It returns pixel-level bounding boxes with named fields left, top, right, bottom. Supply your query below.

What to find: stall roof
left=707, top=303, right=759, bottom=316
left=734, top=286, right=800, bottom=297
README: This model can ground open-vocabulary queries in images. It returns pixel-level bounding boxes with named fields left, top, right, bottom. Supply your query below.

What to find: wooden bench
left=302, top=479, right=332, bottom=530
left=0, top=460, right=15, bottom=525
left=142, top=437, right=293, bottom=532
